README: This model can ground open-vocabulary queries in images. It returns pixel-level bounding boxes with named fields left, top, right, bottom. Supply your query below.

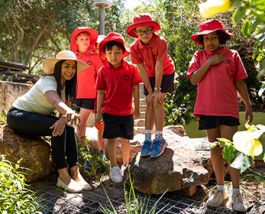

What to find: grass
left=184, top=112, right=265, bottom=138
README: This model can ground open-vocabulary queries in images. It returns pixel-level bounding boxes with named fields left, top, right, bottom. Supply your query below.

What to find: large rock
left=0, top=125, right=52, bottom=182
left=125, top=126, right=211, bottom=195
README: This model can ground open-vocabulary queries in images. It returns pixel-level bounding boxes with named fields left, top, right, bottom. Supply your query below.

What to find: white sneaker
left=109, top=166, right=123, bottom=183
left=207, top=190, right=228, bottom=208
left=56, top=178, right=82, bottom=193
left=227, top=192, right=247, bottom=212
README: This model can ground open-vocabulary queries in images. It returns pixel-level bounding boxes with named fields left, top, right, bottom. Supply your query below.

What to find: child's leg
left=120, top=138, right=130, bottom=166
left=207, top=127, right=224, bottom=185
left=145, top=102, right=155, bottom=133
left=153, top=93, right=166, bottom=132
left=107, top=138, right=117, bottom=167
left=220, top=125, right=239, bottom=188
left=78, top=108, right=92, bottom=144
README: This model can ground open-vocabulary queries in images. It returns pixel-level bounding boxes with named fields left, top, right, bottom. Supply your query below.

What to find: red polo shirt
left=76, top=51, right=103, bottom=99
left=187, top=47, right=248, bottom=119
left=130, top=33, right=175, bottom=77
left=96, top=60, right=142, bottom=116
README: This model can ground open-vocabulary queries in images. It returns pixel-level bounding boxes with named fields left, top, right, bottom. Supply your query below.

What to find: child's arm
left=154, top=60, right=163, bottom=90
left=137, top=63, right=152, bottom=94
left=133, top=84, right=140, bottom=119
left=235, top=80, right=253, bottom=123
left=190, top=54, right=225, bottom=85
left=95, top=90, right=105, bottom=123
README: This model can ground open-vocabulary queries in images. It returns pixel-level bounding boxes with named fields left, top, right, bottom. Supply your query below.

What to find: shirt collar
left=205, top=46, right=232, bottom=58
left=105, top=59, right=126, bottom=69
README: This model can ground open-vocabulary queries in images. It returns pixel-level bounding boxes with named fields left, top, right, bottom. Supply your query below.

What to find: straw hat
left=42, top=50, right=89, bottom=74
left=99, top=32, right=130, bottom=57
left=191, top=19, right=233, bottom=46
left=127, top=14, right=160, bottom=38
left=70, top=27, right=98, bottom=51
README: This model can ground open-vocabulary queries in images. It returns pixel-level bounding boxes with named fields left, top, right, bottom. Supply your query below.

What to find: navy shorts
left=199, top=115, right=240, bottom=130
left=103, top=113, right=134, bottom=140
left=143, top=73, right=175, bottom=95
left=75, top=98, right=95, bottom=110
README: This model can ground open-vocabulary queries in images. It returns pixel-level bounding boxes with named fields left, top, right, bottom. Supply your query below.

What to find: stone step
left=134, top=126, right=145, bottom=134
left=134, top=119, right=145, bottom=127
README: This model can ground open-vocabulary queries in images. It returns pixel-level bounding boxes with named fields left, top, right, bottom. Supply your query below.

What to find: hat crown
left=133, top=14, right=153, bottom=24
left=56, top=50, right=77, bottom=60
left=200, top=19, right=225, bottom=32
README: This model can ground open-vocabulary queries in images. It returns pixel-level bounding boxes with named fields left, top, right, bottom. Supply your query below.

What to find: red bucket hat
left=127, top=14, right=160, bottom=38
left=99, top=32, right=130, bottom=58
left=70, top=27, right=98, bottom=51
left=191, top=19, right=233, bottom=46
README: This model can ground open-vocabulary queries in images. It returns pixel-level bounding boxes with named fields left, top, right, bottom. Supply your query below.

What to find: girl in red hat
left=126, top=13, right=175, bottom=159
left=70, top=27, right=105, bottom=160
left=187, top=19, right=253, bottom=212
left=95, top=32, right=141, bottom=183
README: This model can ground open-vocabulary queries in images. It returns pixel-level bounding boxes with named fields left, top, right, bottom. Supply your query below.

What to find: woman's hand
left=65, top=111, right=80, bottom=126
left=50, top=116, right=66, bottom=137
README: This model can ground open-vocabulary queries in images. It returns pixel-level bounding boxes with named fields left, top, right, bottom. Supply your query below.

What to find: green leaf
left=231, top=153, right=253, bottom=173
left=232, top=7, right=247, bottom=25
left=222, top=144, right=238, bottom=164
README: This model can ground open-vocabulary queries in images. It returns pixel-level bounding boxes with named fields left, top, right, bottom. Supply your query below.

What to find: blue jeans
left=7, top=107, right=79, bottom=169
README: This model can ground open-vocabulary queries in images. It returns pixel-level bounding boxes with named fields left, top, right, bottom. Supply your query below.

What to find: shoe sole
left=150, top=143, right=168, bottom=159
left=140, top=152, right=151, bottom=157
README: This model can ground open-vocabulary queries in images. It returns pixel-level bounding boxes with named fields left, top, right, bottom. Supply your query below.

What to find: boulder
left=0, top=125, right=52, bottom=182
left=125, top=125, right=211, bottom=195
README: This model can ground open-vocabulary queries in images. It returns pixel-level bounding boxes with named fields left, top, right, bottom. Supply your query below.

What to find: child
left=126, top=13, right=175, bottom=158
left=95, top=32, right=141, bottom=183
left=70, top=27, right=105, bottom=158
left=7, top=50, right=91, bottom=192
left=187, top=19, right=253, bottom=212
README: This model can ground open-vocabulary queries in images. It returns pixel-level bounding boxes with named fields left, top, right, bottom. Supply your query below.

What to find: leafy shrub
left=0, top=155, right=41, bottom=213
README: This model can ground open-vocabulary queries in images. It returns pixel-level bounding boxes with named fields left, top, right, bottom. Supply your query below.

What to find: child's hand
left=209, top=54, right=226, bottom=65
left=245, top=106, right=253, bottom=124
left=95, top=112, right=103, bottom=124
left=134, top=110, right=140, bottom=119
left=145, top=93, right=153, bottom=106
left=152, top=91, right=164, bottom=105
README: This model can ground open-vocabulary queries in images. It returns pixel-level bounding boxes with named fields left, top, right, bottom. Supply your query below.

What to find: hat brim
left=127, top=21, right=160, bottom=38
left=43, top=58, right=89, bottom=74
left=99, top=38, right=130, bottom=58
left=70, top=28, right=98, bottom=51
left=191, top=29, right=233, bottom=46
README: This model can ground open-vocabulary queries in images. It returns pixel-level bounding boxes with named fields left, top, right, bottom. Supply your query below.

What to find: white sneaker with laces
left=207, top=190, right=228, bottom=208
left=227, top=192, right=247, bottom=212
left=109, top=166, right=123, bottom=183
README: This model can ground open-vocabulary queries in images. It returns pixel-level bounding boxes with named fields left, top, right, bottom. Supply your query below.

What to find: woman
left=7, top=50, right=91, bottom=193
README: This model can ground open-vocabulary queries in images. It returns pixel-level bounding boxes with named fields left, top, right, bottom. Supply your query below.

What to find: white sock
left=232, top=188, right=240, bottom=194
left=145, top=130, right=152, bottom=140
left=217, top=184, right=225, bottom=191
left=155, top=131, right=163, bottom=139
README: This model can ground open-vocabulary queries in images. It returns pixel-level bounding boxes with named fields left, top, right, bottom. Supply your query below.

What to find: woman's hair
left=196, top=30, right=231, bottom=46
left=103, top=41, right=125, bottom=53
left=53, top=60, right=77, bottom=101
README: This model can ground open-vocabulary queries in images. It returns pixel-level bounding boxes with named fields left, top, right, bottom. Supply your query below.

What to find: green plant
left=78, top=139, right=109, bottom=181
left=213, top=124, right=265, bottom=173
left=100, top=173, right=167, bottom=214
left=0, top=110, right=7, bottom=125
left=0, top=155, right=41, bottom=213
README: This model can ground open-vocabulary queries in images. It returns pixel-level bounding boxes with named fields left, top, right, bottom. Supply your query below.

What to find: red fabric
left=99, top=32, right=130, bottom=58
left=96, top=60, right=142, bottom=116
left=130, top=33, right=175, bottom=77
left=76, top=51, right=103, bottom=99
left=187, top=47, right=248, bottom=119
